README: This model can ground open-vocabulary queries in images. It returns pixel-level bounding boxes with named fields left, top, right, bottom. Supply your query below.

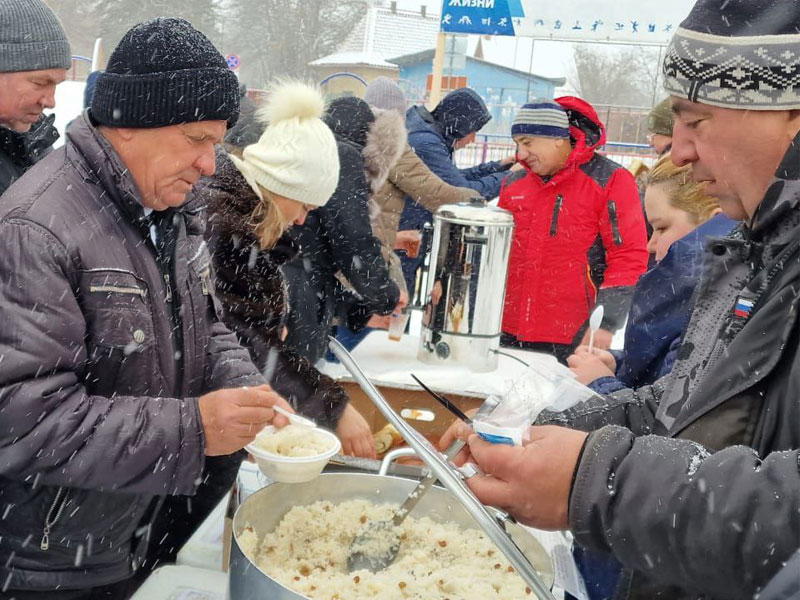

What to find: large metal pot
left=229, top=473, right=554, bottom=599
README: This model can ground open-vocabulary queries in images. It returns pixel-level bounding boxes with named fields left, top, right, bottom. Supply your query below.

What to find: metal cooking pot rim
left=436, top=202, right=514, bottom=225
left=231, top=472, right=554, bottom=598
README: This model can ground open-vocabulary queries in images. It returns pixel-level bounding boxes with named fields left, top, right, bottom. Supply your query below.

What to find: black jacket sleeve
left=321, top=144, right=400, bottom=330
left=538, top=378, right=663, bottom=436
left=208, top=238, right=350, bottom=430
left=569, top=425, right=800, bottom=600
left=221, top=311, right=348, bottom=429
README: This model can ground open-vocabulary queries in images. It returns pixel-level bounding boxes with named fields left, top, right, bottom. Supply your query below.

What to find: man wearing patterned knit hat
left=448, top=1, right=800, bottom=598
left=0, top=0, right=71, bottom=195
left=0, top=18, right=293, bottom=598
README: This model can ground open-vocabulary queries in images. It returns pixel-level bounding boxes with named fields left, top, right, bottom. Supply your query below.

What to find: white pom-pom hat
left=231, top=80, right=340, bottom=207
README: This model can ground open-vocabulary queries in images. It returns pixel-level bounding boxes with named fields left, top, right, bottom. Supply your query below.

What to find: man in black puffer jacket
left=283, top=97, right=406, bottom=363
left=0, top=0, right=71, bottom=196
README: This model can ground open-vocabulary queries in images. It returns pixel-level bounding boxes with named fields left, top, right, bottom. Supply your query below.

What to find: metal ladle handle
left=329, top=337, right=555, bottom=600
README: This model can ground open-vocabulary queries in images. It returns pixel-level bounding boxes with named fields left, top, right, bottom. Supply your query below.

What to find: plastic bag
left=473, top=360, right=598, bottom=445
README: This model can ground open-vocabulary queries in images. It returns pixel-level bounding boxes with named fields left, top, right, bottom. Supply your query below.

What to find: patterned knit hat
left=511, top=100, right=570, bottom=138
left=91, top=18, right=239, bottom=128
left=231, top=81, right=339, bottom=208
left=663, top=0, right=800, bottom=110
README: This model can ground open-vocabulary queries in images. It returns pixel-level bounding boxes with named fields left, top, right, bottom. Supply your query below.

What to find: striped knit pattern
left=0, top=0, right=71, bottom=72
left=512, top=101, right=570, bottom=138
left=663, top=0, right=800, bottom=110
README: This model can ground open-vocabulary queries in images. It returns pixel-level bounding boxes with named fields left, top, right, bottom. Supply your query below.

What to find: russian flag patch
left=734, top=297, right=755, bottom=319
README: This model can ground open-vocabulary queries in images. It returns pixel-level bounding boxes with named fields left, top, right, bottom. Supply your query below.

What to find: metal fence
left=455, top=134, right=657, bottom=171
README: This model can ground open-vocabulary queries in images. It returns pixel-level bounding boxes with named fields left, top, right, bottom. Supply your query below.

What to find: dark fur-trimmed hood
left=199, top=147, right=261, bottom=241
left=324, top=97, right=406, bottom=194
left=198, top=147, right=300, bottom=264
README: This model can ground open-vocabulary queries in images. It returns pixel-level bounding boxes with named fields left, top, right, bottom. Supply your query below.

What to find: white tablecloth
left=319, top=331, right=572, bottom=398
left=131, top=565, right=227, bottom=600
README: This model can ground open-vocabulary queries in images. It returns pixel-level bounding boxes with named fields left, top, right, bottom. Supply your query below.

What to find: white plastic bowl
left=246, top=426, right=341, bottom=484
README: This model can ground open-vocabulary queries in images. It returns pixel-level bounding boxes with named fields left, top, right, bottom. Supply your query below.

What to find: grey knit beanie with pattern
left=0, top=0, right=71, bottom=73
left=663, top=0, right=800, bottom=110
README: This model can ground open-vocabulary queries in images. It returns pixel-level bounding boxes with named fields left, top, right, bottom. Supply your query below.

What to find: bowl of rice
left=246, top=425, right=341, bottom=483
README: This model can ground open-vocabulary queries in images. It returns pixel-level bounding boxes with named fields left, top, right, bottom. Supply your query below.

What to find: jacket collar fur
left=0, top=113, right=59, bottom=169
left=362, top=108, right=406, bottom=194
left=199, top=148, right=299, bottom=263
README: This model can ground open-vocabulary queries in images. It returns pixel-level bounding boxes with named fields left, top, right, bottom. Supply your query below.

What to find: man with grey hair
left=0, top=17, right=292, bottom=599
left=0, top=0, right=71, bottom=195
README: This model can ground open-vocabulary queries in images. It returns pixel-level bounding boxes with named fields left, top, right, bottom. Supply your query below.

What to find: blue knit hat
left=511, top=100, right=570, bottom=139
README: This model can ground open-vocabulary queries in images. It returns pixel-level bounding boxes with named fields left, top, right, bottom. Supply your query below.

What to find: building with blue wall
left=391, top=49, right=565, bottom=136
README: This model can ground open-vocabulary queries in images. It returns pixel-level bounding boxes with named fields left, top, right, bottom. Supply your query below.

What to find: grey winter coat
left=541, top=136, right=800, bottom=599
left=0, top=113, right=263, bottom=591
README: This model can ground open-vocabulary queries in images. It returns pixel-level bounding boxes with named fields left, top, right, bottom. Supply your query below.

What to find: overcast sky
left=392, top=0, right=576, bottom=84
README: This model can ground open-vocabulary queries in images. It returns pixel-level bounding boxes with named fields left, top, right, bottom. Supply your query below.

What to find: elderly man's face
left=670, top=98, right=800, bottom=220
left=116, top=121, right=226, bottom=211
left=0, top=69, right=66, bottom=132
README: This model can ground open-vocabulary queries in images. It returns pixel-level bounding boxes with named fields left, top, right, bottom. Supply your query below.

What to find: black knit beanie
left=91, top=18, right=239, bottom=128
left=663, top=0, right=800, bottom=110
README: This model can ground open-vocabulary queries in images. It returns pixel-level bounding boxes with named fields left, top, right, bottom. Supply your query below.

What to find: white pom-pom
left=257, top=80, right=326, bottom=125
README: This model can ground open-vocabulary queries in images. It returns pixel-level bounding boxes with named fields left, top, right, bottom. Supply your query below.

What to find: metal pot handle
left=378, top=447, right=419, bottom=476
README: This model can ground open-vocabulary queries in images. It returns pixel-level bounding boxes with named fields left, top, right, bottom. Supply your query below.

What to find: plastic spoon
left=273, top=405, right=317, bottom=428
left=587, top=304, right=605, bottom=354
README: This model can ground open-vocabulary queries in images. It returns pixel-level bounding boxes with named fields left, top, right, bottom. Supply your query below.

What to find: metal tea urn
left=418, top=201, right=514, bottom=372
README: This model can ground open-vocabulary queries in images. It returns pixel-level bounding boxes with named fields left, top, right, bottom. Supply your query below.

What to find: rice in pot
left=239, top=499, right=533, bottom=599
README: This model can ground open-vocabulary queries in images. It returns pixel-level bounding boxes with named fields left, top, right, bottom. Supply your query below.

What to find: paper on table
left=524, top=528, right=589, bottom=600
left=168, top=587, right=225, bottom=600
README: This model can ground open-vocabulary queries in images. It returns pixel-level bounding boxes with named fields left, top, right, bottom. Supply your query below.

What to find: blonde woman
left=199, top=80, right=376, bottom=459
left=569, top=152, right=736, bottom=391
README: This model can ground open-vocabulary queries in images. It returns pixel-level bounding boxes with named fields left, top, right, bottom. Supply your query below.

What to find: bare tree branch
left=569, top=44, right=661, bottom=108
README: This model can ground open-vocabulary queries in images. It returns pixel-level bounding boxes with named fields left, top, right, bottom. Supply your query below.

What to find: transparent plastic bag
left=473, top=361, right=598, bottom=445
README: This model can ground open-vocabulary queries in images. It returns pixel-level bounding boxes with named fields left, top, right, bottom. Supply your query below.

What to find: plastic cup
left=388, top=311, right=410, bottom=341
left=405, top=230, right=422, bottom=258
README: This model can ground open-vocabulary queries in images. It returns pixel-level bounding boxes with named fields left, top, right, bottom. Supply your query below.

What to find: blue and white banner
left=440, top=0, right=697, bottom=45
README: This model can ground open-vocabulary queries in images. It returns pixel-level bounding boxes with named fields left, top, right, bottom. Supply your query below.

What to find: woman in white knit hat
left=199, top=80, right=376, bottom=460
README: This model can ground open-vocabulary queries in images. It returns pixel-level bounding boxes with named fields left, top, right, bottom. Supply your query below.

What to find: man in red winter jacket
left=499, top=98, right=648, bottom=363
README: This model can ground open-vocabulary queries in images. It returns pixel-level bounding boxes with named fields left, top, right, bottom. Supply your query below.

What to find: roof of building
left=389, top=48, right=567, bottom=86
left=309, top=51, right=399, bottom=69
left=313, top=5, right=440, bottom=67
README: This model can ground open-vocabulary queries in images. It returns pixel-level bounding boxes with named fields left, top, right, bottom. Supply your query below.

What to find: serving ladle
left=347, top=387, right=498, bottom=573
